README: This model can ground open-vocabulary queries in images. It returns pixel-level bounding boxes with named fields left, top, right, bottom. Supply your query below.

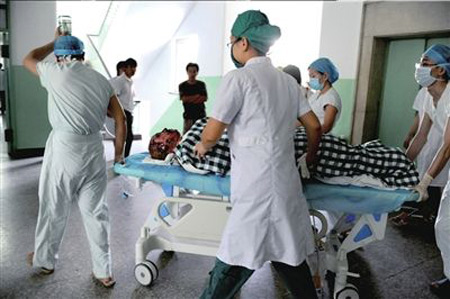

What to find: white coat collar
left=245, top=56, right=271, bottom=66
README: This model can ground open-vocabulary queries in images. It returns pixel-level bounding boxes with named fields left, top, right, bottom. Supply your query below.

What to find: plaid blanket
left=175, top=117, right=419, bottom=188
left=175, top=118, right=231, bottom=175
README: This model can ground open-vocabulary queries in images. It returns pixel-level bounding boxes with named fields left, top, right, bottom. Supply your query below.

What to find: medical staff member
left=307, top=58, right=342, bottom=229
left=194, top=10, right=321, bottom=299
left=308, top=58, right=342, bottom=134
left=23, top=30, right=126, bottom=288
left=404, top=88, right=450, bottom=185
left=399, top=87, right=449, bottom=225
left=110, top=57, right=137, bottom=157
left=406, top=44, right=450, bottom=297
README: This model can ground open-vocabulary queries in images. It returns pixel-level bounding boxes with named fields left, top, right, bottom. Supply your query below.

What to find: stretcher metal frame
left=114, top=153, right=418, bottom=299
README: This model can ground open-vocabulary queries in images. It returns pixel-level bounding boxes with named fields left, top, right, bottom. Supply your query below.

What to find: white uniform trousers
left=33, top=131, right=111, bottom=278
left=436, top=179, right=450, bottom=279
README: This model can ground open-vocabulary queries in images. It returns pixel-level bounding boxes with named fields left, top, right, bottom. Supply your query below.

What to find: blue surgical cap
left=423, top=44, right=450, bottom=79
left=54, top=36, right=84, bottom=56
left=308, top=57, right=339, bottom=84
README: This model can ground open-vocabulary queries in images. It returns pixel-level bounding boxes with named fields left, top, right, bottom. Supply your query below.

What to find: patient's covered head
left=149, top=129, right=181, bottom=160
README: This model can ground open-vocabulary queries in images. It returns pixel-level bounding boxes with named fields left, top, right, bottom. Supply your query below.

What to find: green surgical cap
left=231, top=10, right=281, bottom=55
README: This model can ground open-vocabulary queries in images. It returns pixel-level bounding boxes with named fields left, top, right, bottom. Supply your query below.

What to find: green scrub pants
left=200, top=258, right=318, bottom=299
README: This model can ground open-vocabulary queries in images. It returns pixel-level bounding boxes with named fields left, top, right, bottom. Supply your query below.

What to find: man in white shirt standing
left=110, top=58, right=137, bottom=157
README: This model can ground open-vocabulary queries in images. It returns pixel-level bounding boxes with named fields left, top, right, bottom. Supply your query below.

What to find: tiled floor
left=0, top=117, right=446, bottom=298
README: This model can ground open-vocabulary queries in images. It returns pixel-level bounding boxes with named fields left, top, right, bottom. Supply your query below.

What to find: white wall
left=10, top=1, right=56, bottom=65
left=56, top=2, right=110, bottom=39
left=100, top=2, right=194, bottom=81
left=134, top=2, right=226, bottom=137
left=319, top=2, right=363, bottom=79
left=56, top=1, right=111, bottom=77
left=8, top=1, right=56, bottom=152
left=223, top=2, right=323, bottom=79
left=175, top=2, right=226, bottom=77
left=136, top=41, right=172, bottom=134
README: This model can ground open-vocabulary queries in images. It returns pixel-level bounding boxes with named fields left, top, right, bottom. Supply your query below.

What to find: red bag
left=148, top=128, right=182, bottom=160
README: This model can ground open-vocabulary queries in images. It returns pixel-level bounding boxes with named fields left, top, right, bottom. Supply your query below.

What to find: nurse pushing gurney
left=406, top=44, right=450, bottom=297
left=193, top=10, right=322, bottom=299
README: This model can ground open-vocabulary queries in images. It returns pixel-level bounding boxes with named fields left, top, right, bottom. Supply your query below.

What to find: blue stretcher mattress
left=114, top=153, right=418, bottom=214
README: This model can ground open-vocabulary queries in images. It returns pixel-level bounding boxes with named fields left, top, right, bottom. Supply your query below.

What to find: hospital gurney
left=114, top=153, right=418, bottom=299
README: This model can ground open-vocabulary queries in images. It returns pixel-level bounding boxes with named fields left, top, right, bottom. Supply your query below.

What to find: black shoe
left=430, top=278, right=450, bottom=297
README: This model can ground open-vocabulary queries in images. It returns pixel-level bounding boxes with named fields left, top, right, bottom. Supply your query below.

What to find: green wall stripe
left=331, top=79, right=356, bottom=141
left=9, top=66, right=51, bottom=149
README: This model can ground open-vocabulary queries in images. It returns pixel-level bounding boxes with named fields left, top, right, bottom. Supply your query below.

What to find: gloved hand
left=297, top=153, right=310, bottom=179
left=414, top=173, right=433, bottom=202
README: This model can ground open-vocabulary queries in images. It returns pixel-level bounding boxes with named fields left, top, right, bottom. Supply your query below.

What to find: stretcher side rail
left=116, top=153, right=418, bottom=214
left=114, top=153, right=419, bottom=298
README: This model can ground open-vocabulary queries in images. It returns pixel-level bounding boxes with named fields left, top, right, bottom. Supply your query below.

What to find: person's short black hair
left=116, top=61, right=125, bottom=76
left=186, top=62, right=199, bottom=72
left=0, top=63, right=3, bottom=69
left=124, top=58, right=137, bottom=68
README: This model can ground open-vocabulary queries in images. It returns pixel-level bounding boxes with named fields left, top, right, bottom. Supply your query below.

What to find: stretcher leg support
left=326, top=213, right=387, bottom=299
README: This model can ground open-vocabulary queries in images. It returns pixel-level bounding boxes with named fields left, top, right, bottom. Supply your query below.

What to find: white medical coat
left=308, top=87, right=342, bottom=126
left=413, top=88, right=449, bottom=187
left=211, top=57, right=315, bottom=270
left=425, top=82, right=450, bottom=280
left=423, top=83, right=450, bottom=187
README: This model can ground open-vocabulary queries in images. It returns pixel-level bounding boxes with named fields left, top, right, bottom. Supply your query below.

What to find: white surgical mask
left=415, top=64, right=436, bottom=87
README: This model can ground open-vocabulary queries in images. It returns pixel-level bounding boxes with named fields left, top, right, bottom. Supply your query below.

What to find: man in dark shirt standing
left=178, top=62, right=208, bottom=134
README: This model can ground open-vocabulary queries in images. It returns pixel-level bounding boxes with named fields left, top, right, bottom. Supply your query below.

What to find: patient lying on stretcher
left=174, top=117, right=419, bottom=189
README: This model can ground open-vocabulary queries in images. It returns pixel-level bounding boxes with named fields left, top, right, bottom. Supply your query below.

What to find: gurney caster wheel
left=134, top=260, right=159, bottom=286
left=336, top=283, right=359, bottom=299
